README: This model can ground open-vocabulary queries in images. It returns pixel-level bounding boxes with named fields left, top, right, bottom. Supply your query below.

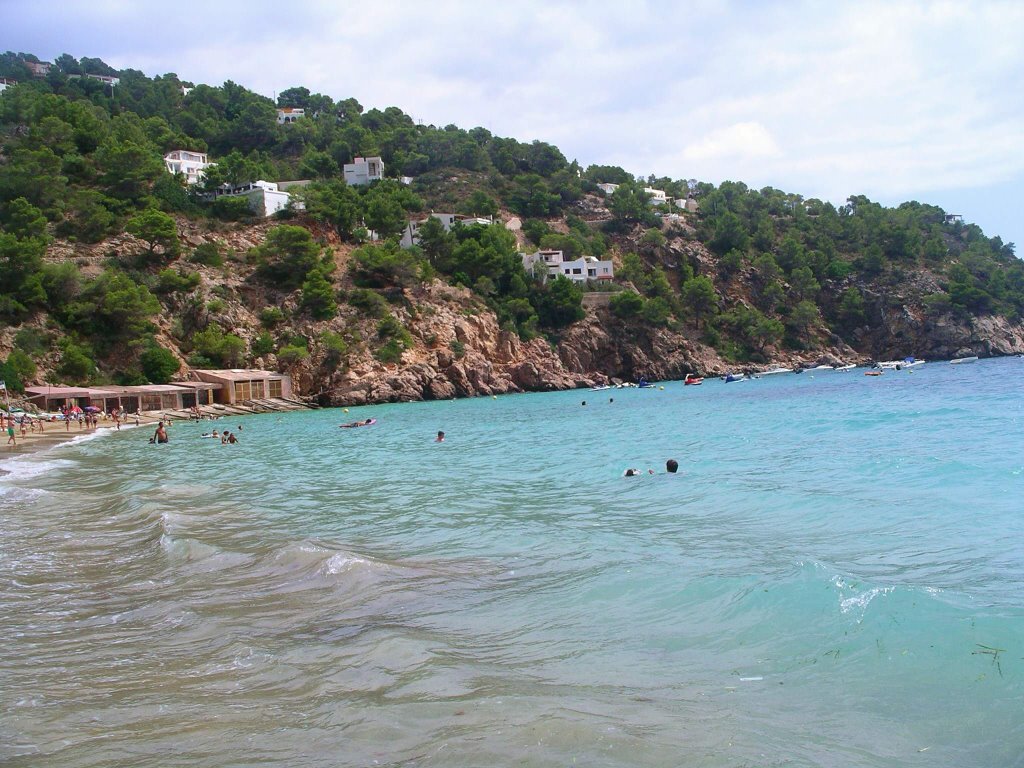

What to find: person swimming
left=340, top=418, right=376, bottom=428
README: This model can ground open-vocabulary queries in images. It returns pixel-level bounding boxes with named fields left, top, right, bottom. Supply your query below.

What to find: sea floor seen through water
left=1, top=358, right=1023, bottom=767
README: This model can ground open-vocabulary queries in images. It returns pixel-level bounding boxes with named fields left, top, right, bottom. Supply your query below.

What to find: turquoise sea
left=1, top=358, right=1022, bottom=767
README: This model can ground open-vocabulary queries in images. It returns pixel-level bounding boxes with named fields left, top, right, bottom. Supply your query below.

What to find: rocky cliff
left=6, top=214, right=1024, bottom=408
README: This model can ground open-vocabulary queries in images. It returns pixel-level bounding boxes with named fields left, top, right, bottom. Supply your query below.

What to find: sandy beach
left=1, top=413, right=165, bottom=463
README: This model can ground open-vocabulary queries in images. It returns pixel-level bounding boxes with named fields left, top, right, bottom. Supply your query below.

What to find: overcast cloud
left=6, top=0, right=1023, bottom=247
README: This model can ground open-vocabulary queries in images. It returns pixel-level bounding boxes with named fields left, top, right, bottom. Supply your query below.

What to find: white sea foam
left=324, top=552, right=378, bottom=575
left=160, top=533, right=221, bottom=562
left=0, top=455, right=77, bottom=481
left=832, top=574, right=895, bottom=616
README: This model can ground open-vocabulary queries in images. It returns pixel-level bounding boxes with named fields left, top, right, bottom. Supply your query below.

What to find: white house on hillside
left=206, top=180, right=306, bottom=218
left=673, top=197, right=699, bottom=213
left=343, top=156, right=385, bottom=186
left=597, top=182, right=620, bottom=195
left=164, top=149, right=215, bottom=185
left=644, top=187, right=667, bottom=205
left=521, top=249, right=614, bottom=284
left=276, top=107, right=305, bottom=124
left=399, top=213, right=493, bottom=248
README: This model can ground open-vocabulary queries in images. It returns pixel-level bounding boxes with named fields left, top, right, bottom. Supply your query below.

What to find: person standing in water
left=153, top=421, right=168, bottom=444
left=435, top=431, right=445, bottom=442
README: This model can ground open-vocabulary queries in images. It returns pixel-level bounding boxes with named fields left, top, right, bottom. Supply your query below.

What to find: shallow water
left=2, top=359, right=1023, bottom=767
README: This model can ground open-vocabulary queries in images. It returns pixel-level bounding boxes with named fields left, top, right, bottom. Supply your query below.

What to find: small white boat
left=903, top=360, right=926, bottom=368
left=760, top=367, right=793, bottom=376
left=950, top=356, right=979, bottom=365
left=590, top=384, right=613, bottom=391
left=833, top=364, right=857, bottom=372
left=877, top=361, right=902, bottom=369
left=805, top=364, right=835, bottom=373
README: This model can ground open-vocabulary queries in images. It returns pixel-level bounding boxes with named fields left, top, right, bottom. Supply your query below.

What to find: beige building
left=25, top=382, right=221, bottom=413
left=193, top=369, right=292, bottom=405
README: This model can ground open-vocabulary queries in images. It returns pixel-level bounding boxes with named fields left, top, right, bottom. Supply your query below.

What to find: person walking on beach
left=7, top=419, right=15, bottom=446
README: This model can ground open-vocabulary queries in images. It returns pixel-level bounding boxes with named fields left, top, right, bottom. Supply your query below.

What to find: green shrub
left=641, top=228, right=666, bottom=247
left=375, top=339, right=405, bottom=364
left=349, top=242, right=427, bottom=288
left=348, top=287, right=389, bottom=317
left=56, top=339, right=95, bottom=383
left=188, top=242, right=223, bottom=267
left=320, top=330, right=348, bottom=370
left=377, top=314, right=413, bottom=347
left=254, top=225, right=320, bottom=288
left=190, top=325, right=245, bottom=367
left=155, top=268, right=201, bottom=295
left=14, top=327, right=50, bottom=355
left=210, top=195, right=253, bottom=222
left=251, top=332, right=275, bottom=356
left=140, top=344, right=180, bottom=384
left=300, top=268, right=337, bottom=319
left=610, top=291, right=644, bottom=318
left=277, top=344, right=309, bottom=366
left=450, top=339, right=466, bottom=359
left=260, top=307, right=285, bottom=328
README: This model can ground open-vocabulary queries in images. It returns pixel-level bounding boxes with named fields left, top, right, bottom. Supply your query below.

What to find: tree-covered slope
left=1, top=51, right=1021, bottom=397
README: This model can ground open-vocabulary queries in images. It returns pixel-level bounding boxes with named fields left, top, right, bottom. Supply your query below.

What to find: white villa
left=673, top=198, right=699, bottom=213
left=0, top=77, right=15, bottom=92
left=344, top=156, right=385, bottom=186
left=164, top=149, right=215, bottom=185
left=399, top=213, right=493, bottom=248
left=644, top=187, right=668, bottom=206
left=87, top=73, right=119, bottom=86
left=521, top=249, right=614, bottom=284
left=597, top=182, right=620, bottom=195
left=277, top=107, right=305, bottom=124
left=207, top=180, right=306, bottom=218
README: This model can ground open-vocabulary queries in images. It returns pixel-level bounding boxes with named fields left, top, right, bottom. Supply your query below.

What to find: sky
left=5, top=0, right=1023, bottom=249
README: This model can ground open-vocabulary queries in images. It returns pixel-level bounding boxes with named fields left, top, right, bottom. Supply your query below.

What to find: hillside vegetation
left=1, top=51, right=1022, bottom=398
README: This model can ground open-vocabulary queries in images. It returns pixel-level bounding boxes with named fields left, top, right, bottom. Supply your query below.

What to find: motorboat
left=950, top=356, right=979, bottom=364
left=723, top=373, right=745, bottom=383
left=637, top=379, right=656, bottom=388
left=590, top=384, right=613, bottom=391
left=760, top=367, right=793, bottom=375
left=833, top=363, right=857, bottom=371
left=684, top=374, right=703, bottom=385
left=804, top=364, right=835, bottom=373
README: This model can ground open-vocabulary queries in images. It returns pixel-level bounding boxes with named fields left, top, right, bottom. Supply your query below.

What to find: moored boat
left=804, top=364, right=834, bottom=373
left=684, top=374, right=703, bottom=385
left=722, top=373, right=745, bottom=383
left=950, top=356, right=979, bottom=364
left=761, top=367, right=792, bottom=375
left=833, top=363, right=857, bottom=371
